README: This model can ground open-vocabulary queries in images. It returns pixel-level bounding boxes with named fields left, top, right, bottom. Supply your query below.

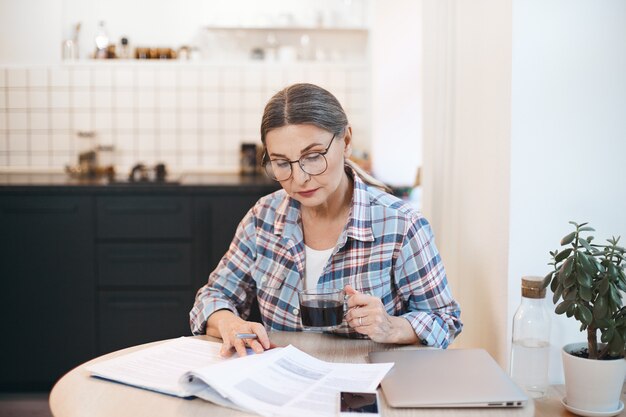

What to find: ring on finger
left=359, top=316, right=363, bottom=326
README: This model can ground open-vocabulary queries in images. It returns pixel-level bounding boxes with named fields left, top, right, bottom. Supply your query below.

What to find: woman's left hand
left=344, top=285, right=418, bottom=344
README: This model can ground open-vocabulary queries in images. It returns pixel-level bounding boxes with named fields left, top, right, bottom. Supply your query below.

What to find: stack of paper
left=87, top=337, right=393, bottom=417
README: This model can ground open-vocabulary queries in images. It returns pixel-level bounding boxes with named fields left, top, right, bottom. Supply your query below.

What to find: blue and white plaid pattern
left=190, top=168, right=462, bottom=348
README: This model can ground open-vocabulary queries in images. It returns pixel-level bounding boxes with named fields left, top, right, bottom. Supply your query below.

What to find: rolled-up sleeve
left=189, top=208, right=258, bottom=335
left=395, top=217, right=462, bottom=348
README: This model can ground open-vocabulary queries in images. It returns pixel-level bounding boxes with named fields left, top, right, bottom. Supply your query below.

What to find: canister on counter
left=240, top=143, right=259, bottom=176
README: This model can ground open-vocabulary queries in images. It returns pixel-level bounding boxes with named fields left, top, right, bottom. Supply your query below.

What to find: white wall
left=0, top=0, right=63, bottom=65
left=422, top=0, right=512, bottom=366
left=370, top=0, right=422, bottom=187
left=509, top=0, right=626, bottom=383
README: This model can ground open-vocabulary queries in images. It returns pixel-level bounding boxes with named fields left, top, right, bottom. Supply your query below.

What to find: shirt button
left=292, top=308, right=299, bottom=315
left=261, top=277, right=267, bottom=284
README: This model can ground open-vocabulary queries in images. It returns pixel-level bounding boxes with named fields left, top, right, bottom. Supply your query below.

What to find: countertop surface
left=0, top=172, right=280, bottom=193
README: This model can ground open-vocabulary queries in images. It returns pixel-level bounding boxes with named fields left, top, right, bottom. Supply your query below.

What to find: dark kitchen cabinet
left=95, top=195, right=194, bottom=355
left=0, top=196, right=96, bottom=390
left=0, top=176, right=277, bottom=391
left=194, top=194, right=262, bottom=286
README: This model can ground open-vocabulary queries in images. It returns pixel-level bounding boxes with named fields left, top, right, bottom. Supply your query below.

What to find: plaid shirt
left=190, top=169, right=462, bottom=348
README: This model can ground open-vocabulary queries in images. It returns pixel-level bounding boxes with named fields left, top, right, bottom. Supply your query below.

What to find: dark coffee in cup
left=300, top=300, right=343, bottom=327
left=298, top=288, right=345, bottom=330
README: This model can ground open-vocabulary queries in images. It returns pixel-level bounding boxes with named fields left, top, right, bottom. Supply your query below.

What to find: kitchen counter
left=0, top=172, right=279, bottom=194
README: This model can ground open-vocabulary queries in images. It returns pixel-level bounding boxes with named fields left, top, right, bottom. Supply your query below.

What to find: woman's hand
left=344, top=285, right=418, bottom=344
left=206, top=310, right=272, bottom=357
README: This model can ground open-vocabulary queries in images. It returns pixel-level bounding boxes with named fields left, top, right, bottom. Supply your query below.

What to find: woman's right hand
left=207, top=310, right=272, bottom=357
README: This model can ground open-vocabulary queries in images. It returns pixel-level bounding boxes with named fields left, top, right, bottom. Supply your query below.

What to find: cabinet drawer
left=98, top=291, right=193, bottom=354
left=97, top=196, right=191, bottom=239
left=98, top=243, right=192, bottom=287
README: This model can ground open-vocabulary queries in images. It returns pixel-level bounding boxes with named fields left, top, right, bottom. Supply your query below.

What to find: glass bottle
left=94, top=21, right=110, bottom=59
left=510, top=276, right=551, bottom=398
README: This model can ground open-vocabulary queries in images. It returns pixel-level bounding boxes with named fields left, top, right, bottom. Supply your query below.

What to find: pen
left=235, top=333, right=258, bottom=339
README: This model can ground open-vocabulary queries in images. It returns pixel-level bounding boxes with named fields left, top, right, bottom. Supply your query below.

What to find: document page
left=87, top=337, right=226, bottom=397
left=184, top=344, right=393, bottom=417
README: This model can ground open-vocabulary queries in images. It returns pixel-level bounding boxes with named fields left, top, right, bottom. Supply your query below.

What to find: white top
left=304, top=245, right=334, bottom=290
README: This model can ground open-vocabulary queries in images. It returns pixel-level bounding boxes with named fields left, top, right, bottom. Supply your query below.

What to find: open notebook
left=87, top=337, right=393, bottom=417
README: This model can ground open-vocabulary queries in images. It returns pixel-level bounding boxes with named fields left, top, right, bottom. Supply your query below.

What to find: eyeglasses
left=263, top=133, right=336, bottom=182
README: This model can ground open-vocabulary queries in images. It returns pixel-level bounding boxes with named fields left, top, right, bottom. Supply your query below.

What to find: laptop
left=368, top=348, right=528, bottom=408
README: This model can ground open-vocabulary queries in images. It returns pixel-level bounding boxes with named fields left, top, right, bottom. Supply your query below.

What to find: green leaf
left=568, top=221, right=579, bottom=227
left=567, top=303, right=576, bottom=317
left=602, top=326, right=614, bottom=343
left=561, top=231, right=577, bottom=246
left=578, top=304, right=593, bottom=325
left=563, top=287, right=577, bottom=301
left=609, top=286, right=622, bottom=306
left=594, top=296, right=608, bottom=320
left=608, top=263, right=620, bottom=277
left=553, top=283, right=563, bottom=304
left=576, top=269, right=592, bottom=288
left=556, top=300, right=573, bottom=315
left=579, top=252, right=596, bottom=275
left=555, top=248, right=573, bottom=263
left=542, top=272, right=554, bottom=289
left=580, top=285, right=593, bottom=302
left=579, top=226, right=596, bottom=232
left=579, top=238, right=596, bottom=253
left=563, top=257, right=574, bottom=276
left=550, top=272, right=560, bottom=292
left=599, top=278, right=610, bottom=295
left=608, top=332, right=624, bottom=357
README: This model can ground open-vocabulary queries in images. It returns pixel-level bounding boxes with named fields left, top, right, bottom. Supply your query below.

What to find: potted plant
left=544, top=221, right=626, bottom=415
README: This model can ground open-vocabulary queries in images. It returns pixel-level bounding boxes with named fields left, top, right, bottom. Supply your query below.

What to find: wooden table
left=50, top=331, right=581, bottom=417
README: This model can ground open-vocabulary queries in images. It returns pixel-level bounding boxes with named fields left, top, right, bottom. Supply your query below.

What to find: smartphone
left=339, top=391, right=381, bottom=416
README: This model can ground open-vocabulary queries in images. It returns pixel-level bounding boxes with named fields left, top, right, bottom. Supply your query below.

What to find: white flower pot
left=562, top=342, right=626, bottom=413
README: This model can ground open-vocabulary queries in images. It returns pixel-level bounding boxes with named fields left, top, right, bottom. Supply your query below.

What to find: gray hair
left=260, top=83, right=391, bottom=192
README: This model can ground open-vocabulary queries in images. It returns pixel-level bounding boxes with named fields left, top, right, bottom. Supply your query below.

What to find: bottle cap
left=521, top=276, right=546, bottom=299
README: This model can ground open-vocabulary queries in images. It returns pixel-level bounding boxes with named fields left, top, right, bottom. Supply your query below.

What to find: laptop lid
left=368, top=348, right=528, bottom=408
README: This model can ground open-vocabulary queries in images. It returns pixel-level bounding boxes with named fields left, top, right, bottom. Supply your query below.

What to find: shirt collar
left=273, top=165, right=375, bottom=243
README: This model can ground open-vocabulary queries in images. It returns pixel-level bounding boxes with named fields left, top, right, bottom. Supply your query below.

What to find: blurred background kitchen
left=1, top=0, right=625, bottom=415
left=0, top=0, right=422, bottom=190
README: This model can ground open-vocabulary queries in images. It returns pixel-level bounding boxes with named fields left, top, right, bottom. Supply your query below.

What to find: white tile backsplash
left=8, top=90, right=28, bottom=109
left=51, top=111, right=71, bottom=130
left=30, top=153, right=50, bottom=167
left=49, top=68, right=71, bottom=87
left=93, top=111, right=113, bottom=130
left=30, top=112, right=49, bottom=130
left=72, top=90, right=91, bottom=108
left=73, top=111, right=92, bottom=131
left=28, top=90, right=48, bottom=109
left=9, top=153, right=28, bottom=166
left=159, top=112, right=177, bottom=130
left=8, top=111, right=27, bottom=130
left=94, top=90, right=113, bottom=108
left=30, top=133, right=50, bottom=152
left=114, top=90, right=135, bottom=109
left=138, top=89, right=156, bottom=108
left=50, top=91, right=70, bottom=109
left=158, top=90, right=177, bottom=109
left=114, top=112, right=134, bottom=130
left=72, top=68, right=91, bottom=88
left=157, top=69, right=178, bottom=88
left=9, top=132, right=28, bottom=152
left=0, top=63, right=370, bottom=172
left=7, top=69, right=27, bottom=88
left=28, top=69, right=48, bottom=88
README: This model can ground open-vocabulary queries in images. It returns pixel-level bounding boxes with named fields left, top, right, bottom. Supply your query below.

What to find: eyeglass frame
left=262, top=133, right=337, bottom=181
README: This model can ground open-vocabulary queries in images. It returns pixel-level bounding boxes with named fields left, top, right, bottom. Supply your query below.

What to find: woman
left=190, top=83, right=462, bottom=357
